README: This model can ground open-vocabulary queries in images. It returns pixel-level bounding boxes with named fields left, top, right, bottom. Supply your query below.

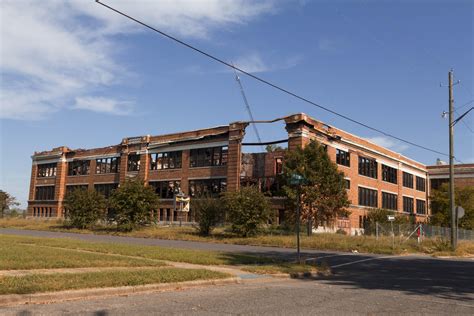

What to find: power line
left=455, top=99, right=474, bottom=111
left=95, top=0, right=451, bottom=158
left=454, top=109, right=474, bottom=133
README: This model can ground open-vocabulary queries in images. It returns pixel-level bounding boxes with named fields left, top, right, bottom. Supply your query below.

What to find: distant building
left=427, top=163, right=474, bottom=190
left=28, top=113, right=431, bottom=234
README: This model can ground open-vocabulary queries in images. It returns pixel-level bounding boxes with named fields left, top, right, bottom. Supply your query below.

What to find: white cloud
left=318, top=38, right=338, bottom=52
left=232, top=52, right=302, bottom=73
left=0, top=0, right=277, bottom=120
left=74, top=97, right=133, bottom=116
left=365, top=136, right=409, bottom=153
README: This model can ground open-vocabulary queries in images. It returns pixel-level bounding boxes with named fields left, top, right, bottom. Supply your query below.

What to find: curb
left=0, top=277, right=240, bottom=307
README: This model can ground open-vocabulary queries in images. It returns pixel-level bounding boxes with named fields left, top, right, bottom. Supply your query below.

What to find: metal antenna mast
left=232, top=67, right=265, bottom=151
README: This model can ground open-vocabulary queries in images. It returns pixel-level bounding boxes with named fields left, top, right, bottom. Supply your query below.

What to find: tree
left=282, top=141, right=350, bottom=232
left=0, top=190, right=19, bottom=219
left=222, top=186, right=272, bottom=237
left=109, top=178, right=160, bottom=231
left=193, top=196, right=224, bottom=236
left=64, top=189, right=107, bottom=229
left=430, top=183, right=474, bottom=230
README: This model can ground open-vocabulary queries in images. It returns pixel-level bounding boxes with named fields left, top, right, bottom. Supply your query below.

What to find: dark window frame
left=189, top=178, right=227, bottom=197
left=96, top=157, right=120, bottom=174
left=381, top=164, right=398, bottom=184
left=403, top=196, right=414, bottom=213
left=150, top=151, right=182, bottom=170
left=37, top=163, right=57, bottom=178
left=402, top=172, right=414, bottom=188
left=358, top=157, right=378, bottom=179
left=35, top=186, right=55, bottom=200
left=416, top=176, right=426, bottom=192
left=68, top=160, right=90, bottom=176
left=382, top=192, right=398, bottom=210
left=149, top=181, right=181, bottom=199
left=358, top=187, right=378, bottom=207
left=336, top=149, right=350, bottom=167
left=65, top=185, right=89, bottom=196
left=127, top=154, right=141, bottom=172
left=416, top=199, right=426, bottom=215
left=189, top=146, right=228, bottom=168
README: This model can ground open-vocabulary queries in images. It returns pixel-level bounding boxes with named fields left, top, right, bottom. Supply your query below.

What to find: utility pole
left=448, top=69, right=456, bottom=250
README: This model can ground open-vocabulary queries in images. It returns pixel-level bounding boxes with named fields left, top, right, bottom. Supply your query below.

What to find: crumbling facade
left=28, top=113, right=431, bottom=233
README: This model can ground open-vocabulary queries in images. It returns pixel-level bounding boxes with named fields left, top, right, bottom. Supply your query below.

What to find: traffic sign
left=456, top=206, right=465, bottom=219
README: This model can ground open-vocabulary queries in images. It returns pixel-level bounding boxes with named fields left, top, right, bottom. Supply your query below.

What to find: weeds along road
left=1, top=228, right=473, bottom=315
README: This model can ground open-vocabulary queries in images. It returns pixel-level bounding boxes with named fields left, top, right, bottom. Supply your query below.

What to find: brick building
left=427, top=163, right=474, bottom=190
left=28, top=113, right=431, bottom=233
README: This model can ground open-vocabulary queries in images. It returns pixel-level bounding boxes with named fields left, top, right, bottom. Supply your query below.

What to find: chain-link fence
left=373, top=222, right=474, bottom=241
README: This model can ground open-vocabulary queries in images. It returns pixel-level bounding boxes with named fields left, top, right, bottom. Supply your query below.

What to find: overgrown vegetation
left=282, top=141, right=350, bottom=232
left=430, top=183, right=473, bottom=230
left=193, top=196, right=224, bottom=236
left=222, top=186, right=272, bottom=237
left=64, top=188, right=107, bottom=229
left=2, top=222, right=472, bottom=257
left=109, top=178, right=160, bottom=231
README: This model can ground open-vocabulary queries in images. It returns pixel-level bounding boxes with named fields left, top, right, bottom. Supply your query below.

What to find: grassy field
left=0, top=240, right=164, bottom=270
left=0, top=268, right=229, bottom=295
left=0, top=234, right=277, bottom=266
left=1, top=218, right=473, bottom=257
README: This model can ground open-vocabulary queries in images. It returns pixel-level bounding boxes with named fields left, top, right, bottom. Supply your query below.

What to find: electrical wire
left=95, top=0, right=452, bottom=159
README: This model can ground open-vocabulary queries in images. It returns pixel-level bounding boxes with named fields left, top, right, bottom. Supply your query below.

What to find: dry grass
left=2, top=218, right=473, bottom=257
left=0, top=234, right=276, bottom=266
left=0, top=268, right=230, bottom=295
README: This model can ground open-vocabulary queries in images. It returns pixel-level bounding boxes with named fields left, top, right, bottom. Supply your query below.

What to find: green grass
left=0, top=268, right=230, bottom=295
left=2, top=218, right=473, bottom=257
left=0, top=239, right=164, bottom=270
left=0, top=234, right=277, bottom=266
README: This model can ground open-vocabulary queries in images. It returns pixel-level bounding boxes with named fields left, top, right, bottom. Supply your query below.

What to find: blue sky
left=1, top=0, right=473, bottom=208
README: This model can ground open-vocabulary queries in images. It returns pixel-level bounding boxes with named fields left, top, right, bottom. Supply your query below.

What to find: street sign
left=387, top=215, right=395, bottom=221
left=456, top=206, right=465, bottom=219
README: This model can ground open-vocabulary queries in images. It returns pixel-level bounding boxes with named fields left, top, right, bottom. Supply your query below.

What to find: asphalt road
left=1, top=228, right=473, bottom=315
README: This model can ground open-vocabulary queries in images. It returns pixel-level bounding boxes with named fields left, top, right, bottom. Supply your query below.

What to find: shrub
left=64, top=189, right=107, bottom=229
left=109, top=179, right=159, bottom=231
left=222, top=186, right=272, bottom=237
left=193, top=196, right=223, bottom=236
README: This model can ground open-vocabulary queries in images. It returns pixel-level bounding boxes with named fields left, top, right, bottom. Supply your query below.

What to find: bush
left=109, top=179, right=159, bottom=231
left=193, top=196, right=223, bottom=236
left=222, top=186, right=272, bottom=237
left=64, top=189, right=107, bottom=229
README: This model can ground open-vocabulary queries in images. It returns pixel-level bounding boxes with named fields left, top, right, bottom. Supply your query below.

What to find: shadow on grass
left=311, top=256, right=474, bottom=302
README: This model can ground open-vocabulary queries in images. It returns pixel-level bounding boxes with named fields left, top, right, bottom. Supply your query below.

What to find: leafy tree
left=109, top=178, right=160, bottom=231
left=64, top=189, right=107, bottom=229
left=265, top=144, right=285, bottom=152
left=222, top=186, right=272, bottom=237
left=430, top=183, right=474, bottom=230
left=282, top=141, right=350, bottom=232
left=0, top=190, right=19, bottom=219
left=193, top=196, right=224, bottom=236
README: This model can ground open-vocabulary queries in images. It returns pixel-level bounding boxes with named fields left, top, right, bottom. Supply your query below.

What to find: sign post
left=387, top=215, right=395, bottom=250
left=290, top=174, right=306, bottom=263
left=175, top=192, right=190, bottom=227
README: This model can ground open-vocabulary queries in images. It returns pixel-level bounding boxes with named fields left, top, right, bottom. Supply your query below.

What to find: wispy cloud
left=232, top=52, right=302, bottom=73
left=365, top=136, right=409, bottom=153
left=0, top=0, right=278, bottom=120
left=73, top=97, right=134, bottom=116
